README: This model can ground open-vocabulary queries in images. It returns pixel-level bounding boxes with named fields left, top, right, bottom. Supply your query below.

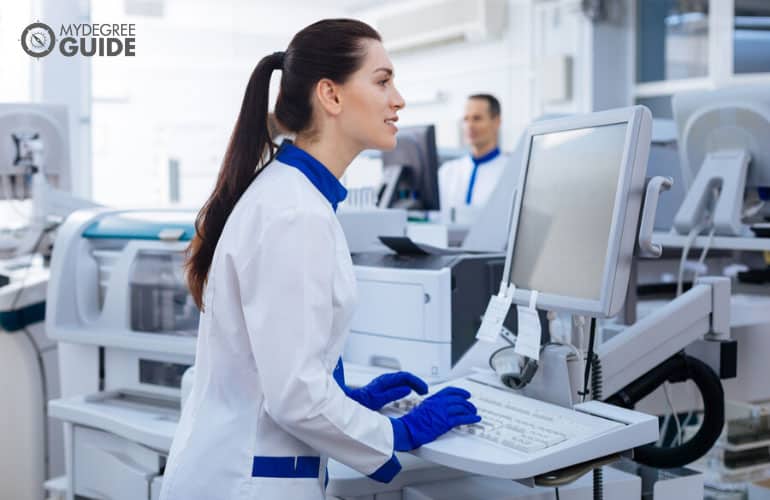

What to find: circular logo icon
left=20, top=22, right=56, bottom=58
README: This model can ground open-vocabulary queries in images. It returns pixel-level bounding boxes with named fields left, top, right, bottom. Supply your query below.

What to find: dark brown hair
left=469, top=93, right=501, bottom=118
left=186, top=19, right=381, bottom=310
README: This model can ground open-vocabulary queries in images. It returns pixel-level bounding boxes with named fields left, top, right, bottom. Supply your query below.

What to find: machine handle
left=638, top=176, right=673, bottom=258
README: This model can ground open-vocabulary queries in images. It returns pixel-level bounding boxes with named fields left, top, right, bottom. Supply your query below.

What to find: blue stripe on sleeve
left=367, top=454, right=402, bottom=483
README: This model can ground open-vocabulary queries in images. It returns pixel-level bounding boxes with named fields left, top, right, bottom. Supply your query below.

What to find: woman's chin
left=374, top=135, right=398, bottom=151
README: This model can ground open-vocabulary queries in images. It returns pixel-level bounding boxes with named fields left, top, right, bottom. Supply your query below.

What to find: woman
left=160, top=19, right=480, bottom=500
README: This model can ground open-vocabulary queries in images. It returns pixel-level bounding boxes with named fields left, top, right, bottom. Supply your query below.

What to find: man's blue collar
left=471, top=146, right=500, bottom=167
left=276, top=141, right=348, bottom=211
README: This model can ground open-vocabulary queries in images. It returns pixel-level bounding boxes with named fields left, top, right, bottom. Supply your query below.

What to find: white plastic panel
left=344, top=333, right=452, bottom=381
left=352, top=280, right=425, bottom=340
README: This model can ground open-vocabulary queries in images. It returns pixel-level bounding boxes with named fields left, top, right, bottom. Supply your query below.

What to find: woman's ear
left=315, top=78, right=343, bottom=116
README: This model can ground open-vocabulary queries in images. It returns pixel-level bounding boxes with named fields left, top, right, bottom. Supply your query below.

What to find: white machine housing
left=672, top=84, right=770, bottom=236
left=47, top=208, right=198, bottom=500
left=346, top=252, right=513, bottom=381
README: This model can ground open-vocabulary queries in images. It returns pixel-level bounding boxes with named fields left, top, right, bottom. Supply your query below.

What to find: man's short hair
left=468, top=94, right=501, bottom=118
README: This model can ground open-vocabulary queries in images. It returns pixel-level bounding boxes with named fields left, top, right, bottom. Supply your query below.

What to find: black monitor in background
left=379, top=124, right=440, bottom=211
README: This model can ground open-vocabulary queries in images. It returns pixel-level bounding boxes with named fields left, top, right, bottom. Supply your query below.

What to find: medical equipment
left=379, top=124, right=441, bottom=210
left=0, top=103, right=93, bottom=500
left=0, top=104, right=94, bottom=257
left=47, top=209, right=198, bottom=500
left=363, top=106, right=733, bottom=497
left=0, top=254, right=57, bottom=500
left=672, top=84, right=770, bottom=236
left=0, top=104, right=70, bottom=197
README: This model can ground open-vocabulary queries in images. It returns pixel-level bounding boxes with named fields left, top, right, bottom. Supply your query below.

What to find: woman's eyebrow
left=373, top=67, right=393, bottom=76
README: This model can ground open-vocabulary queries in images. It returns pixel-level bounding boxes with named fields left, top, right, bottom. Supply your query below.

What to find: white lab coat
left=159, top=160, right=396, bottom=500
left=438, top=152, right=510, bottom=212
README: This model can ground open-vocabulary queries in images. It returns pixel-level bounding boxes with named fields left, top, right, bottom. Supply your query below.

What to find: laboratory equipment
left=0, top=254, right=59, bottom=500
left=0, top=103, right=94, bottom=257
left=379, top=124, right=440, bottom=210
left=0, top=103, right=92, bottom=500
left=0, top=104, right=70, bottom=197
left=47, top=209, right=199, bottom=500
left=672, top=84, right=770, bottom=236
left=364, top=106, right=658, bottom=479
left=366, top=106, right=732, bottom=488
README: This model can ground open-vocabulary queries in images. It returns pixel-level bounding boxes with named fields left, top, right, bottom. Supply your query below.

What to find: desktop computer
left=381, top=105, right=661, bottom=480
left=379, top=124, right=440, bottom=211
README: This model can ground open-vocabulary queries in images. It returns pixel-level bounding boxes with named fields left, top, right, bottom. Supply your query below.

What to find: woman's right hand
left=392, top=387, right=481, bottom=451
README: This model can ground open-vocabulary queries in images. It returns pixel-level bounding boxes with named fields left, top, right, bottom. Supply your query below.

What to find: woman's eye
left=379, top=79, right=389, bottom=86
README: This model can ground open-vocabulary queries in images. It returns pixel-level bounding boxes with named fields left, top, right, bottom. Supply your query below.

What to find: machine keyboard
left=386, top=377, right=622, bottom=455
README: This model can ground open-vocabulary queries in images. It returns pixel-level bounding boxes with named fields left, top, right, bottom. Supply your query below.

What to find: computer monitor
left=502, top=106, right=652, bottom=318
left=379, top=124, right=440, bottom=210
left=672, top=84, right=770, bottom=236
left=0, top=103, right=70, bottom=200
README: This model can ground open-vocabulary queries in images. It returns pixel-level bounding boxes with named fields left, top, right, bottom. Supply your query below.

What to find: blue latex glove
left=347, top=371, right=429, bottom=411
left=391, top=386, right=481, bottom=451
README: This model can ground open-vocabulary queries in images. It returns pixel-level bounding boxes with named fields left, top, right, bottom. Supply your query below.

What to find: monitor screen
left=509, top=123, right=629, bottom=301
left=381, top=125, right=440, bottom=210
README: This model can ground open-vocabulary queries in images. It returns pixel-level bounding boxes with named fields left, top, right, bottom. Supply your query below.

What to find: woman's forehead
left=360, top=40, right=393, bottom=73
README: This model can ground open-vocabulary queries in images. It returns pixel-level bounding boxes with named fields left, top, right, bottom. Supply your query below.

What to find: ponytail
left=185, top=51, right=284, bottom=310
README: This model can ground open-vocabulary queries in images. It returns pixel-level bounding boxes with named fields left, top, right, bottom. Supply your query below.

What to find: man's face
left=463, top=98, right=500, bottom=152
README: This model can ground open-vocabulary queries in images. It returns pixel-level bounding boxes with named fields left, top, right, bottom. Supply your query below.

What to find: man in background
left=439, top=94, right=509, bottom=221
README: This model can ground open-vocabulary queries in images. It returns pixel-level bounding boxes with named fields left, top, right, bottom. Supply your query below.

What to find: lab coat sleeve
left=238, top=208, right=399, bottom=478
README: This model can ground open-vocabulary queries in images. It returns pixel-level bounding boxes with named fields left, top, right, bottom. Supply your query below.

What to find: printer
left=346, top=252, right=518, bottom=380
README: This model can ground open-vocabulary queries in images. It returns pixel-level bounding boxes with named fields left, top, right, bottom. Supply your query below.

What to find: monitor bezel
left=501, top=106, right=652, bottom=318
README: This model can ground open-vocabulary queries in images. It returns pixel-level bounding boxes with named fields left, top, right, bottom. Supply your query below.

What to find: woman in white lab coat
left=159, top=19, right=480, bottom=500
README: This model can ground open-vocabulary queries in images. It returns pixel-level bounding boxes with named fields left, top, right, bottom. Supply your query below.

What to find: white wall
left=89, top=0, right=345, bottom=208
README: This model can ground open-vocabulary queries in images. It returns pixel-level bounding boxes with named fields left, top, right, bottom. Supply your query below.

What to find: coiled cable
left=605, top=353, right=724, bottom=468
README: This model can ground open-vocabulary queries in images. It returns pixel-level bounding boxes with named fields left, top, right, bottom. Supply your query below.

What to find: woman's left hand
left=347, top=371, right=429, bottom=411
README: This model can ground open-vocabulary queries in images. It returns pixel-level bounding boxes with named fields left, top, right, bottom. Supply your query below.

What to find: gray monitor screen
left=509, top=123, right=628, bottom=301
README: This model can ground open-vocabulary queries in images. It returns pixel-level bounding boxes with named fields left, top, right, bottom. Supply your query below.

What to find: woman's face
left=338, top=39, right=405, bottom=151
